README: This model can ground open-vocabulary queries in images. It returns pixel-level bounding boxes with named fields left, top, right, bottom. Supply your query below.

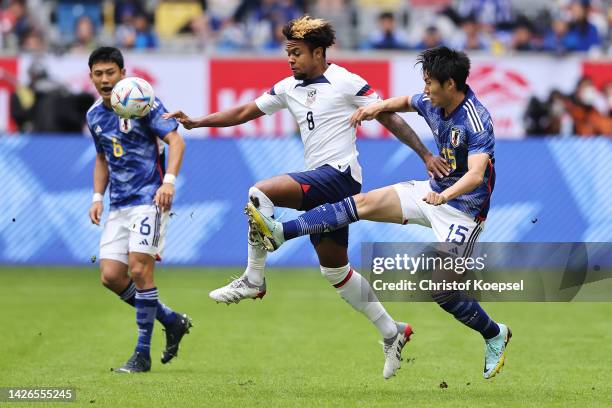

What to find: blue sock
left=120, top=281, right=178, bottom=327
left=134, top=287, right=158, bottom=356
left=119, top=281, right=136, bottom=306
left=283, top=197, right=359, bottom=240
left=156, top=300, right=178, bottom=326
left=433, top=291, right=500, bottom=339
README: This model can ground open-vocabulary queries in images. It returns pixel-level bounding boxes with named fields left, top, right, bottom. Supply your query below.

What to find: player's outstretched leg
left=246, top=196, right=359, bottom=252
left=209, top=186, right=271, bottom=304
left=432, top=290, right=510, bottom=379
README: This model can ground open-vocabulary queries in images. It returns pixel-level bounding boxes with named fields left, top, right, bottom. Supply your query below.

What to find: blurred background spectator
left=510, top=19, right=534, bottom=51
left=451, top=14, right=490, bottom=51
left=541, top=13, right=571, bottom=54
left=116, top=12, right=158, bottom=50
left=9, top=60, right=94, bottom=133
left=71, top=15, right=97, bottom=53
left=364, top=11, right=410, bottom=50
left=414, top=25, right=445, bottom=50
left=564, top=0, right=602, bottom=53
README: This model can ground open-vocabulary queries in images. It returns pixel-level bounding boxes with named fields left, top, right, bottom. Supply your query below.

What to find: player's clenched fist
left=163, top=111, right=197, bottom=129
left=422, top=191, right=448, bottom=206
left=349, top=103, right=383, bottom=128
left=89, top=202, right=103, bottom=225
left=425, top=154, right=451, bottom=179
left=155, top=183, right=175, bottom=211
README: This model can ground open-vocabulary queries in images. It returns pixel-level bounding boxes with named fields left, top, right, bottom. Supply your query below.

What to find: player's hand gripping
left=422, top=191, right=449, bottom=206
left=89, top=202, right=103, bottom=225
left=163, top=110, right=197, bottom=129
left=424, top=154, right=451, bottom=179
left=155, top=183, right=175, bottom=212
left=349, top=103, right=383, bottom=127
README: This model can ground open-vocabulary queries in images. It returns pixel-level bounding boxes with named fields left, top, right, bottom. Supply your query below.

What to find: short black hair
left=88, top=46, right=124, bottom=70
left=282, top=16, right=335, bottom=57
left=416, top=46, right=470, bottom=92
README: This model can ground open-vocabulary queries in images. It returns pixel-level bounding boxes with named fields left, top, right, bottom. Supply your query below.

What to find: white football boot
left=382, top=322, right=414, bottom=379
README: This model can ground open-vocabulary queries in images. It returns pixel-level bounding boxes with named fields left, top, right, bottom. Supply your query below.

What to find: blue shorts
left=288, top=165, right=361, bottom=247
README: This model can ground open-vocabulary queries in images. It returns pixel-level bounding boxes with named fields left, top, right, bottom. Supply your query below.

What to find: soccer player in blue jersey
left=249, top=46, right=511, bottom=379
left=86, top=47, right=192, bottom=373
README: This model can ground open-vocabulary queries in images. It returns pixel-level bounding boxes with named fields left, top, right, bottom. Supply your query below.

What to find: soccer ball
left=110, top=77, right=155, bottom=119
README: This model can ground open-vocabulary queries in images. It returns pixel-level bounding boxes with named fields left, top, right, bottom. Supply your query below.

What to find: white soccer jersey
left=255, top=63, right=380, bottom=183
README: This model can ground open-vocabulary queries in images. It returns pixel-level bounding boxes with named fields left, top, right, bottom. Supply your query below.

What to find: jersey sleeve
left=147, top=98, right=179, bottom=140
left=467, top=125, right=495, bottom=156
left=344, top=72, right=381, bottom=107
left=255, top=80, right=288, bottom=115
left=410, top=93, right=429, bottom=117
left=86, top=117, right=103, bottom=154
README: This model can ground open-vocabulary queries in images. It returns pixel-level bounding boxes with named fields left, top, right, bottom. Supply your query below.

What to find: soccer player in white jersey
left=248, top=47, right=511, bottom=380
left=86, top=47, right=192, bottom=373
left=165, top=16, right=448, bottom=378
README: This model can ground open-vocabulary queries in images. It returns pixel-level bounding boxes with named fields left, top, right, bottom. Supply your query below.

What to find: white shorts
left=393, top=180, right=484, bottom=255
left=99, top=204, right=169, bottom=265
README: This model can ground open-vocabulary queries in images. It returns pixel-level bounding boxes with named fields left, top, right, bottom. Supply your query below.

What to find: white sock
left=374, top=313, right=398, bottom=340
left=245, top=243, right=266, bottom=286
left=244, top=187, right=274, bottom=286
left=321, top=264, right=397, bottom=339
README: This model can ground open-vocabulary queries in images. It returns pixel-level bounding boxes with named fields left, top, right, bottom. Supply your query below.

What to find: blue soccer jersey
left=411, top=86, right=495, bottom=220
left=86, top=97, right=178, bottom=210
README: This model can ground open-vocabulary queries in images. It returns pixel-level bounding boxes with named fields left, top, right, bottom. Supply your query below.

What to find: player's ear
left=446, top=78, right=456, bottom=91
left=120, top=68, right=126, bottom=79
left=314, top=47, right=323, bottom=61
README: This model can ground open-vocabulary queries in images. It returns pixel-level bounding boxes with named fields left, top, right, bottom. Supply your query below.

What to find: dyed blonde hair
left=282, top=15, right=335, bottom=54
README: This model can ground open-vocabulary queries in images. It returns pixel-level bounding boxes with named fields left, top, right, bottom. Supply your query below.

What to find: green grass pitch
left=1, top=267, right=611, bottom=407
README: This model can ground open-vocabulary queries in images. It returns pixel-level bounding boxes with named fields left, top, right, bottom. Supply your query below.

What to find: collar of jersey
left=295, top=75, right=331, bottom=88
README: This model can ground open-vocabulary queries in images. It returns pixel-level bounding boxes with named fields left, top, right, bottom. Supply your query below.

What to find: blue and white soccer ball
left=110, top=77, right=155, bottom=119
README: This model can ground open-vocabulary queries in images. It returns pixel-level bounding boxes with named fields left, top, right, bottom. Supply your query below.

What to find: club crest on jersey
left=119, top=118, right=133, bottom=133
left=306, top=88, right=317, bottom=106
left=450, top=127, right=462, bottom=147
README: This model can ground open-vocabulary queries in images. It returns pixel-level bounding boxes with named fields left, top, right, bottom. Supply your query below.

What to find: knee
left=320, top=264, right=350, bottom=286
left=100, top=267, right=122, bottom=289
left=352, top=193, right=369, bottom=216
left=129, top=260, right=151, bottom=282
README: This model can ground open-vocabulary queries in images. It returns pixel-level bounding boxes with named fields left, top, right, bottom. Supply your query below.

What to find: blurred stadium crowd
left=2, top=0, right=611, bottom=136
left=1, top=0, right=610, bottom=55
